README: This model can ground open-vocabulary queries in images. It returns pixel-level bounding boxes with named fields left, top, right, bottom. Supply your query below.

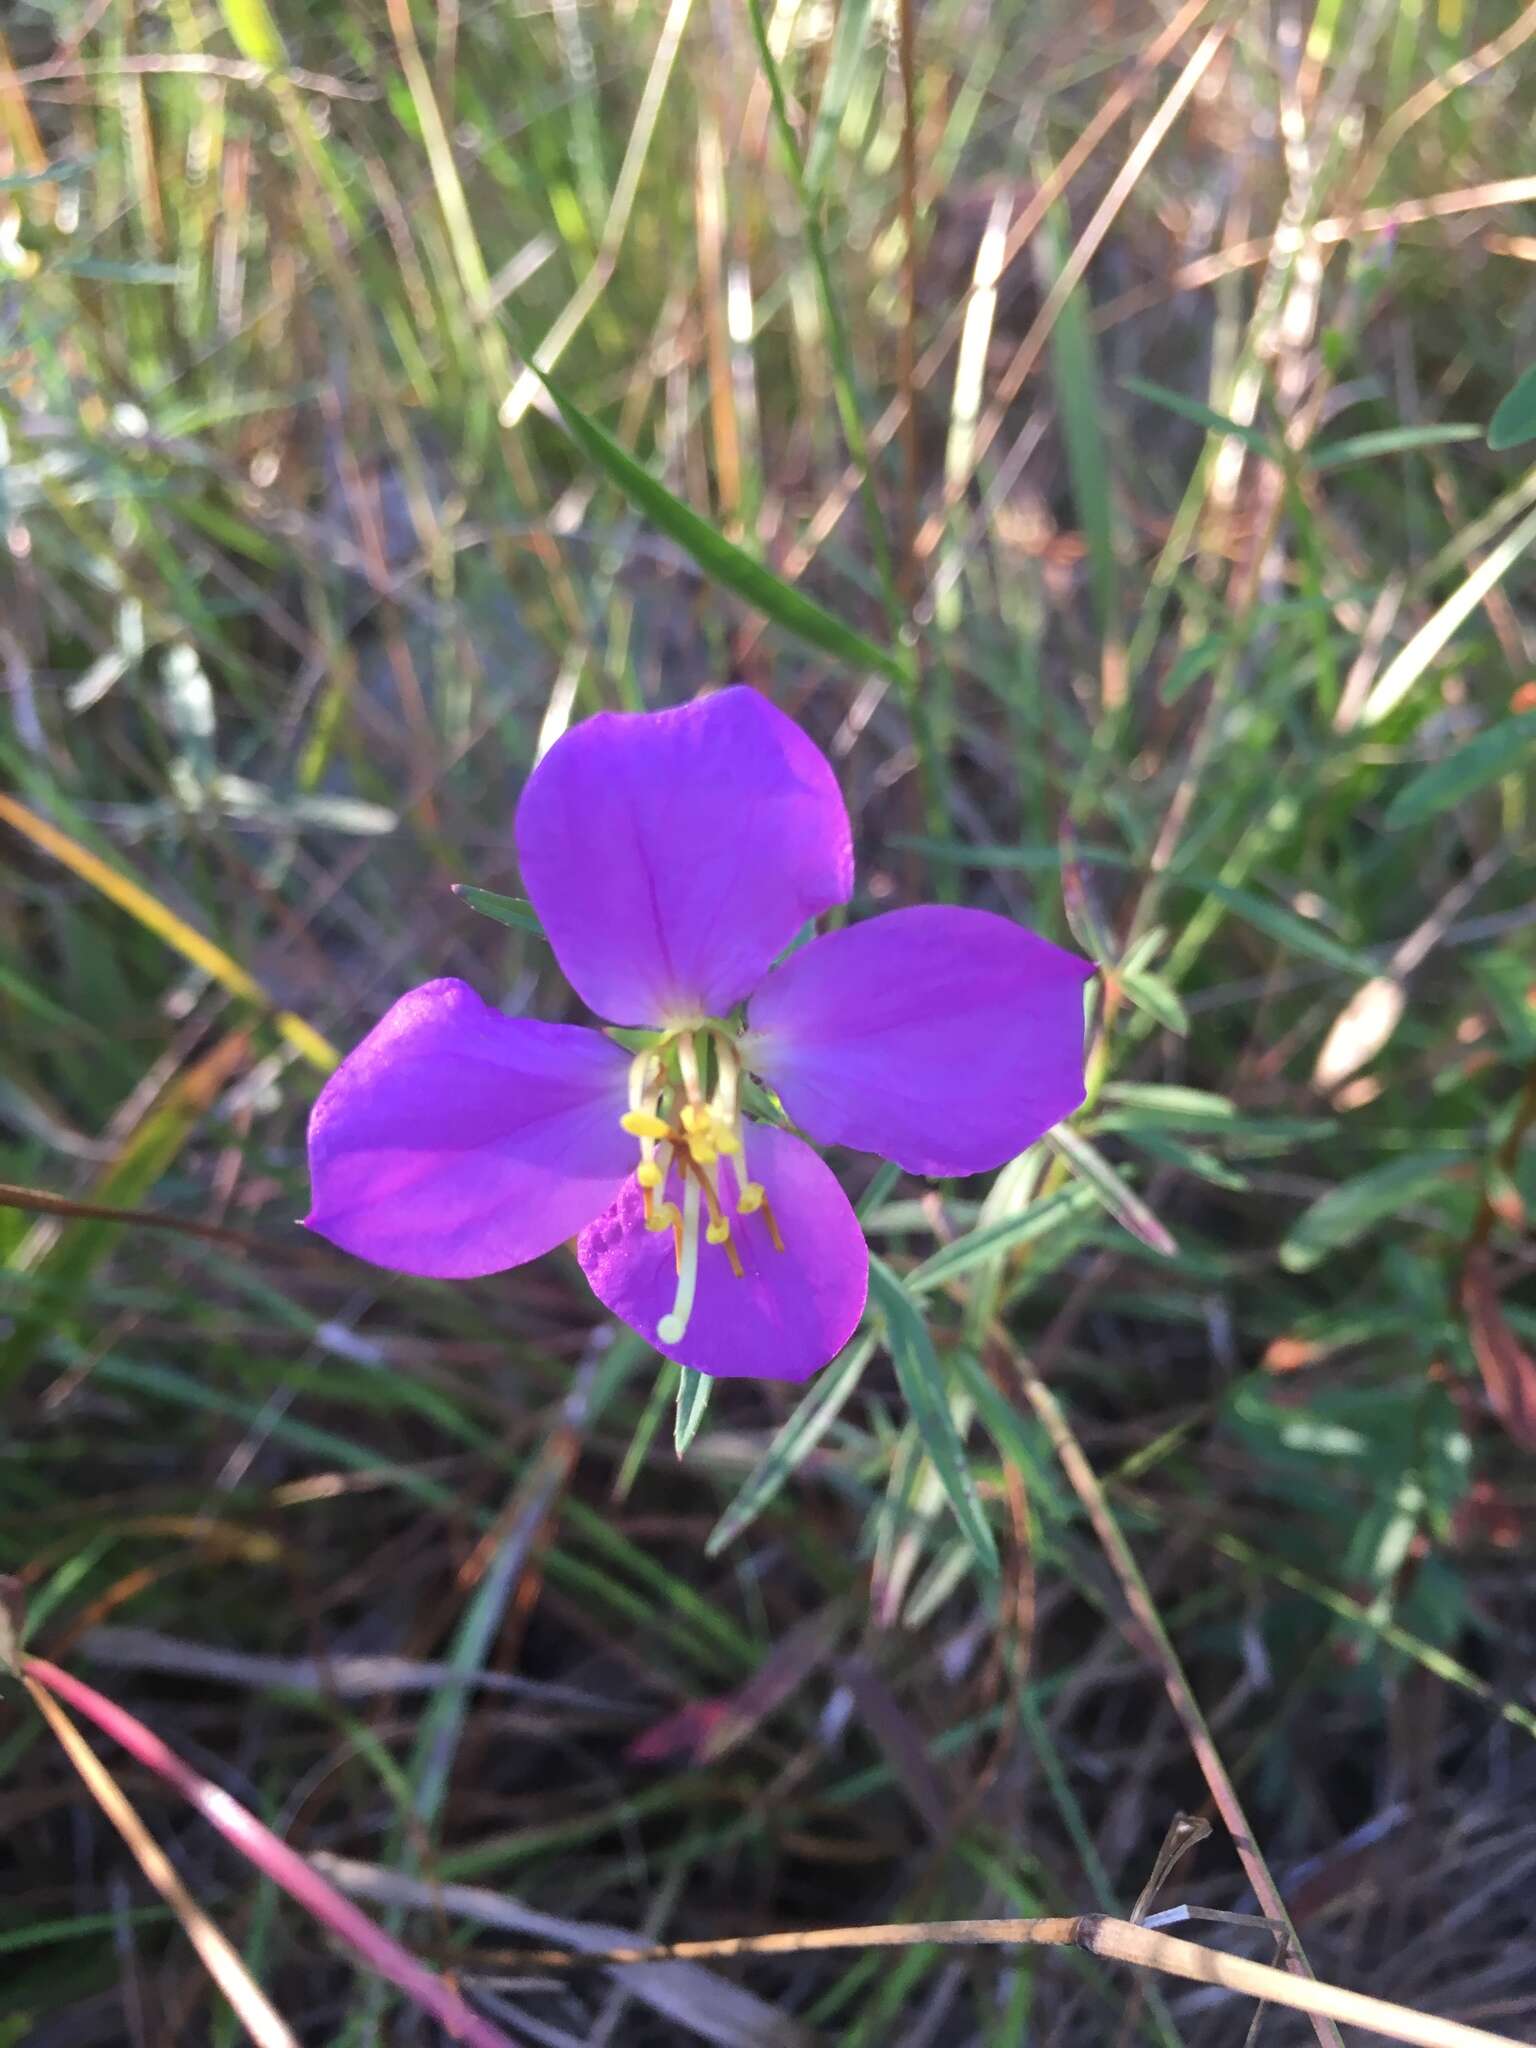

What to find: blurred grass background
left=3, top=0, right=1536, bottom=2040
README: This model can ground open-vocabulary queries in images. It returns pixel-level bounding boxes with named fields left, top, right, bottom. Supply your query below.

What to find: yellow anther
left=706, top=1216, right=731, bottom=1245
left=636, top=1159, right=663, bottom=1189
left=621, top=1110, right=672, bottom=1141
left=645, top=1200, right=681, bottom=1234
left=679, top=1102, right=712, bottom=1133
left=714, top=1129, right=741, bottom=1155
left=737, top=1182, right=765, bottom=1214
left=687, top=1137, right=717, bottom=1167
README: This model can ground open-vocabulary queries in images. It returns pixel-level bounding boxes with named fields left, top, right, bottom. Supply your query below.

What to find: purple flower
left=304, top=689, right=1092, bottom=1382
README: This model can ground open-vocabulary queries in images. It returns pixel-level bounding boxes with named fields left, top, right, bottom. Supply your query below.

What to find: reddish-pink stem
left=24, top=1657, right=522, bottom=2048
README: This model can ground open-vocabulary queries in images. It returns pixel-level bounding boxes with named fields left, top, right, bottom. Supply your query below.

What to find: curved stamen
left=676, top=1030, right=704, bottom=1105
left=639, top=1139, right=675, bottom=1240
left=710, top=1036, right=742, bottom=1156
left=626, top=1049, right=658, bottom=1113
left=757, top=1192, right=785, bottom=1254
left=694, top=1157, right=744, bottom=1278
left=657, top=1171, right=703, bottom=1344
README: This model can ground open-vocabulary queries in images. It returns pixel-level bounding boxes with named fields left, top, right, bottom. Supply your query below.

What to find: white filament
left=657, top=1172, right=703, bottom=1345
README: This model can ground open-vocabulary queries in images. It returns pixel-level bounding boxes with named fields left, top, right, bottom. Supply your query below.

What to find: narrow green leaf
left=705, top=1331, right=878, bottom=1554
left=1118, top=924, right=1170, bottom=976
left=1384, top=711, right=1536, bottom=829
left=215, top=0, right=287, bottom=64
left=1279, top=1154, right=1468, bottom=1272
left=804, top=0, right=875, bottom=198
left=1047, top=1123, right=1178, bottom=1258
left=674, top=1367, right=714, bottom=1457
left=1041, top=188, right=1117, bottom=639
left=1195, top=880, right=1373, bottom=977
left=1488, top=366, right=1536, bottom=451
left=1097, top=1083, right=1237, bottom=1126
left=1130, top=1131, right=1250, bottom=1192
left=868, top=1260, right=998, bottom=1577
left=1117, top=965, right=1189, bottom=1036
left=521, top=360, right=905, bottom=682
left=1121, top=376, right=1276, bottom=456
left=452, top=885, right=546, bottom=937
left=950, top=1350, right=1069, bottom=1523
left=906, top=1184, right=1098, bottom=1293
left=1159, top=634, right=1225, bottom=704
left=857, top=1159, right=903, bottom=1221
left=1309, top=423, right=1480, bottom=470
left=614, top=1360, right=678, bottom=1503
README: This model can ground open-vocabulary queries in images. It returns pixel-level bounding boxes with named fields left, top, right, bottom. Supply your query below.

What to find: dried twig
left=486, top=1911, right=1526, bottom=2048
left=998, top=1332, right=1347, bottom=2048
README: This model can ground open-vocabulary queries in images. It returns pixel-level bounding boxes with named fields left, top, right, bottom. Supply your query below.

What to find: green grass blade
left=214, top=0, right=286, bottom=64
left=674, top=1367, right=714, bottom=1457
left=1121, top=376, right=1277, bottom=456
left=519, top=359, right=905, bottom=682
left=906, top=1185, right=1098, bottom=1294
left=869, top=1260, right=998, bottom=1577
left=804, top=0, right=876, bottom=199
left=1279, top=1154, right=1469, bottom=1272
left=1488, top=365, right=1536, bottom=451
left=1047, top=1123, right=1178, bottom=1258
left=451, top=886, right=546, bottom=937
left=1041, top=188, right=1118, bottom=642
left=1384, top=710, right=1536, bottom=828
left=705, top=1330, right=878, bottom=1555
left=1192, top=879, right=1374, bottom=977
left=1309, top=423, right=1481, bottom=470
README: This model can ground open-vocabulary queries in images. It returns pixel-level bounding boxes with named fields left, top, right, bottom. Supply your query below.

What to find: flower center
left=617, top=1025, right=784, bottom=1346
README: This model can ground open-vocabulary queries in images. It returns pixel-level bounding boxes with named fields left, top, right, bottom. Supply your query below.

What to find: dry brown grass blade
left=501, top=1912, right=1527, bottom=2048
left=311, top=1853, right=814, bottom=2048
left=1358, top=0, right=1536, bottom=189
left=765, top=0, right=1217, bottom=597
left=11, top=50, right=376, bottom=96
left=999, top=1333, right=1347, bottom=2048
left=499, top=0, right=695, bottom=429
left=0, top=1180, right=272, bottom=1251
left=913, top=26, right=1228, bottom=562
left=1461, top=1247, right=1536, bottom=1452
left=1097, top=174, right=1536, bottom=328
left=696, top=111, right=742, bottom=532
left=23, top=1678, right=302, bottom=2048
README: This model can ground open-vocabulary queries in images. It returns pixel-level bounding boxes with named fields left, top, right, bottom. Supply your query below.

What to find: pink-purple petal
left=304, top=978, right=632, bottom=1278
left=514, top=688, right=853, bottom=1026
left=746, top=905, right=1093, bottom=1176
left=577, top=1123, right=868, bottom=1382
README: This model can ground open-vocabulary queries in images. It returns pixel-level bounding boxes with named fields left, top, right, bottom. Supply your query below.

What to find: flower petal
left=577, top=1123, right=868, bottom=1382
left=515, top=688, right=853, bottom=1025
left=746, top=906, right=1093, bottom=1175
left=305, top=979, right=632, bottom=1278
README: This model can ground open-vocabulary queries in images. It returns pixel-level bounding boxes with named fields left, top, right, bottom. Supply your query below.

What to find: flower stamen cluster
left=619, top=1025, right=783, bottom=1343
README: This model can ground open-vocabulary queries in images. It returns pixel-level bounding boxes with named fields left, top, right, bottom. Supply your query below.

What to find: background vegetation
left=3, top=0, right=1535, bottom=2040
